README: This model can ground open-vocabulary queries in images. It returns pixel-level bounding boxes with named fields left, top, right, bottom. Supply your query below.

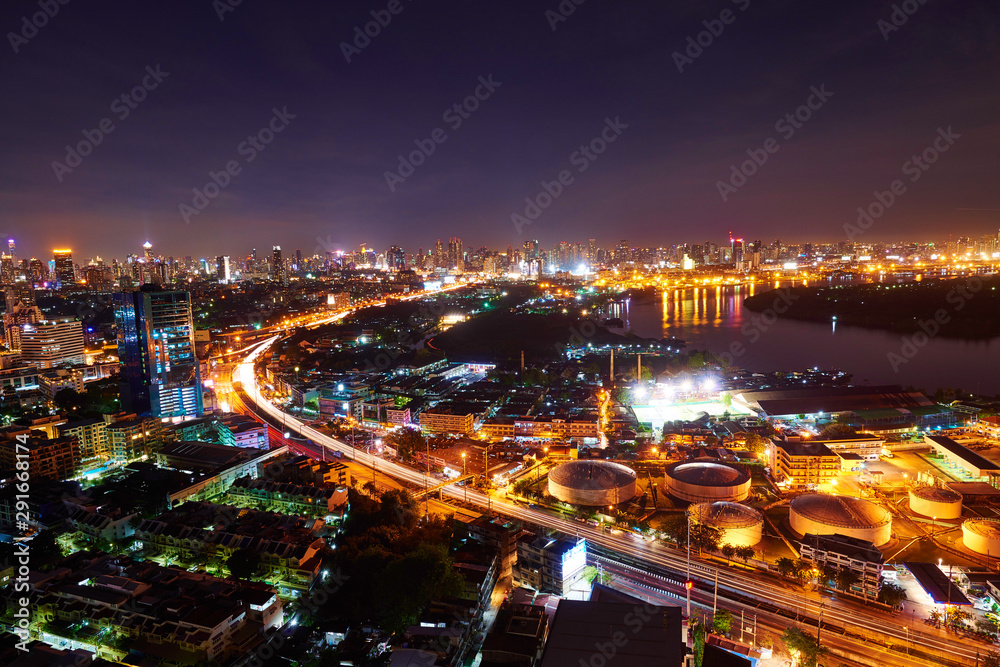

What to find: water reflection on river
left=602, top=284, right=1000, bottom=395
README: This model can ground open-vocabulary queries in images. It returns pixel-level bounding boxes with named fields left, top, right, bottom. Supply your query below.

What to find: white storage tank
left=665, top=460, right=751, bottom=503
left=790, top=493, right=892, bottom=547
left=689, top=501, right=763, bottom=547
left=909, top=486, right=962, bottom=519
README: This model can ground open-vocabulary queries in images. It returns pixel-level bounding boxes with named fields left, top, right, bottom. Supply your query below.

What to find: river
left=602, top=284, right=1000, bottom=396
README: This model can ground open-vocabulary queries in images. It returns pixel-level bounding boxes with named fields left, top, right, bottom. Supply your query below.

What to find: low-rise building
left=810, top=433, right=884, bottom=461
left=800, top=532, right=884, bottom=598
left=0, top=433, right=79, bottom=482
left=218, top=414, right=269, bottom=449
left=23, top=554, right=281, bottom=664
left=420, top=404, right=476, bottom=435
left=514, top=535, right=586, bottom=597
left=227, top=475, right=348, bottom=517
left=767, top=438, right=840, bottom=488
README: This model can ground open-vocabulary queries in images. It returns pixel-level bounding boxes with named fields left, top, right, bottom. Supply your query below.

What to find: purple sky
left=1, top=0, right=999, bottom=260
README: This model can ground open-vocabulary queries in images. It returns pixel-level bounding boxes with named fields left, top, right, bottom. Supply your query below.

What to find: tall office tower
left=387, top=245, right=405, bottom=270
left=434, top=239, right=445, bottom=268
left=27, top=258, right=45, bottom=284
left=294, top=249, right=302, bottom=271
left=0, top=254, right=13, bottom=284
left=270, top=246, right=283, bottom=282
left=114, top=286, right=203, bottom=419
left=19, top=319, right=85, bottom=368
left=447, top=237, right=463, bottom=271
left=143, top=241, right=153, bottom=263
left=588, top=238, right=597, bottom=264
left=53, top=249, right=75, bottom=289
left=7, top=238, right=15, bottom=267
left=216, top=256, right=231, bottom=282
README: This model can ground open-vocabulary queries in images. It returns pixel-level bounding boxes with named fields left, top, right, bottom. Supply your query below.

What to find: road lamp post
left=686, top=509, right=692, bottom=619
left=462, top=452, right=467, bottom=502
left=903, top=625, right=908, bottom=655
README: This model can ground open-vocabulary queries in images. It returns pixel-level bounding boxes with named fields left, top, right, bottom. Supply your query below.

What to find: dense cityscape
left=4, top=1, right=1000, bottom=666
left=0, top=232, right=999, bottom=667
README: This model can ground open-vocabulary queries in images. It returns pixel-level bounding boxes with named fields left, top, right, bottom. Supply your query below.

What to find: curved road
left=231, top=337, right=985, bottom=667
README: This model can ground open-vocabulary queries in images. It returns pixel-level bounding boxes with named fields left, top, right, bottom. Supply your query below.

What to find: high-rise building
left=19, top=319, right=85, bottom=368
left=53, top=249, right=75, bottom=289
left=448, top=237, right=463, bottom=271
left=216, top=256, right=231, bottom=282
left=0, top=254, right=13, bottom=283
left=387, top=245, right=405, bottom=270
left=114, top=286, right=203, bottom=419
left=434, top=239, right=445, bottom=268
left=270, top=246, right=284, bottom=282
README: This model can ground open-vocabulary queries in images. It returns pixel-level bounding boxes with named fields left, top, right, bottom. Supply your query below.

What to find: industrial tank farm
left=547, top=460, right=638, bottom=506
left=689, top=501, right=763, bottom=547
left=963, top=519, right=1000, bottom=556
left=789, top=493, right=892, bottom=547
left=909, top=486, right=963, bottom=519
left=664, top=460, right=751, bottom=503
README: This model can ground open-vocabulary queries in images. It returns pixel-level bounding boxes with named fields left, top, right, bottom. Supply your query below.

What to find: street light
left=686, top=509, right=692, bottom=619
left=903, top=625, right=908, bottom=655
left=462, top=452, right=467, bottom=502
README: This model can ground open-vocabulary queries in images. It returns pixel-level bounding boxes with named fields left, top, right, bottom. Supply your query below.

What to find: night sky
left=2, top=0, right=998, bottom=259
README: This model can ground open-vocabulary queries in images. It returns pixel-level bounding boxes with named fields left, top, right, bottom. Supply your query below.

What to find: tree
left=735, top=545, right=755, bottom=564
left=582, top=565, right=612, bottom=585
left=712, top=609, right=733, bottom=636
left=721, top=544, right=737, bottom=561
left=226, top=548, right=261, bottom=580
left=690, top=524, right=721, bottom=554
left=386, top=427, right=425, bottom=463
left=820, top=423, right=856, bottom=440
left=982, top=650, right=1000, bottom=667
left=776, top=557, right=799, bottom=579
left=834, top=569, right=860, bottom=592
left=781, top=627, right=826, bottom=667
left=744, top=432, right=768, bottom=455
left=30, top=530, right=64, bottom=570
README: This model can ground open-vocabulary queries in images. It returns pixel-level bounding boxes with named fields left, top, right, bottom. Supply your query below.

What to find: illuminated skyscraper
left=53, top=249, right=75, bottom=289
left=216, top=255, right=231, bottom=282
left=114, top=286, right=203, bottom=419
left=270, top=246, right=284, bottom=282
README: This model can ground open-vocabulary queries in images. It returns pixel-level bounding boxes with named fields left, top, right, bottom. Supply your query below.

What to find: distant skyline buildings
left=0, top=230, right=998, bottom=290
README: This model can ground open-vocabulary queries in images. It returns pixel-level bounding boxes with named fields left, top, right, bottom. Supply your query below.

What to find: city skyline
left=2, top=1, right=999, bottom=256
